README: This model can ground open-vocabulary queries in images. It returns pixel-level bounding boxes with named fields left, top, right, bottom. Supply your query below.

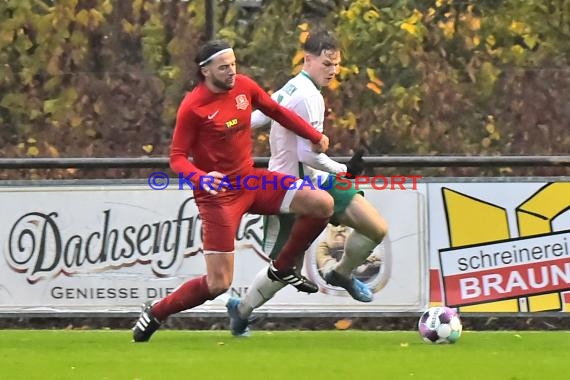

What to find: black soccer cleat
left=132, top=301, right=161, bottom=343
left=267, top=261, right=319, bottom=293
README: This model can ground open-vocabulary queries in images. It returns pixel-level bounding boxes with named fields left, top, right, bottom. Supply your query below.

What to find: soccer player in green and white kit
left=226, top=29, right=388, bottom=336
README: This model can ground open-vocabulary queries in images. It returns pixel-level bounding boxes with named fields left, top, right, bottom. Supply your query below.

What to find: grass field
left=1, top=330, right=569, bottom=380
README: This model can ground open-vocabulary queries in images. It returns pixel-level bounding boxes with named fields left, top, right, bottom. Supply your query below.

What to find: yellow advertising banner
left=429, top=182, right=570, bottom=312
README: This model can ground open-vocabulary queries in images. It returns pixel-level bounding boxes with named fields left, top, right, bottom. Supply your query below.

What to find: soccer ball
left=418, top=306, right=462, bottom=344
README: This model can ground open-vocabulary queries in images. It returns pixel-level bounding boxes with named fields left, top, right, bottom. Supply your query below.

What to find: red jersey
left=170, top=74, right=322, bottom=185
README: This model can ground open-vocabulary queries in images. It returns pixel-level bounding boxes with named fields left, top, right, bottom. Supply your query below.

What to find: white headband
left=198, top=48, right=234, bottom=67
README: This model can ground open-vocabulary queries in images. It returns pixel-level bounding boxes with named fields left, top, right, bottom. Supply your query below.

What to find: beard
left=212, top=76, right=235, bottom=91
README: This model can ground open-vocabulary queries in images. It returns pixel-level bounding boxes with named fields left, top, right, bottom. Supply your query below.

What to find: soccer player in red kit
left=132, top=40, right=334, bottom=342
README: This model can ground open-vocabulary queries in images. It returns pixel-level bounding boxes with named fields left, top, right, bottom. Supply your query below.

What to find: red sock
left=273, top=216, right=329, bottom=271
left=151, top=275, right=212, bottom=321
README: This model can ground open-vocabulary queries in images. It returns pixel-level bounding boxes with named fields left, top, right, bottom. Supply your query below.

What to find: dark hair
left=195, top=39, right=232, bottom=79
left=302, top=29, right=339, bottom=56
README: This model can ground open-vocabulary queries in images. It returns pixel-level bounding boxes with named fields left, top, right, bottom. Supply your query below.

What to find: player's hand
left=345, top=149, right=365, bottom=178
left=312, top=134, right=329, bottom=153
left=202, top=171, right=228, bottom=195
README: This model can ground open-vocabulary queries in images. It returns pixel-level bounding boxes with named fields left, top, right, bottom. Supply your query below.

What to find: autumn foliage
left=0, top=0, right=568, bottom=176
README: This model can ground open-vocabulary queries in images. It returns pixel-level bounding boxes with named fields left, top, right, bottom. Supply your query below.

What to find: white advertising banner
left=428, top=181, right=570, bottom=313
left=0, top=183, right=427, bottom=313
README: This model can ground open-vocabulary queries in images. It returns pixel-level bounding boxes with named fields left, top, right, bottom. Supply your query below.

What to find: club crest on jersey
left=235, top=94, right=249, bottom=110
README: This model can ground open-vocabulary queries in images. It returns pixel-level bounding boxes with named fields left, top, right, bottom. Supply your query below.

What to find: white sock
left=334, top=231, right=379, bottom=277
left=238, top=266, right=286, bottom=318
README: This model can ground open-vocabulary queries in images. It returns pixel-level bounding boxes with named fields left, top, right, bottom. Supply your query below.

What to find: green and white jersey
left=251, top=71, right=346, bottom=182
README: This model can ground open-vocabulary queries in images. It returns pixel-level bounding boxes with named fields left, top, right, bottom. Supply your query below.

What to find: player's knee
left=291, top=189, right=333, bottom=218
left=315, top=192, right=334, bottom=218
left=371, top=220, right=388, bottom=244
left=359, top=218, right=388, bottom=244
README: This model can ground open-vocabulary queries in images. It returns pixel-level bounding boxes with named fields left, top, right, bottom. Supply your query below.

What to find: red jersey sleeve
left=169, top=98, right=208, bottom=185
left=244, top=76, right=323, bottom=144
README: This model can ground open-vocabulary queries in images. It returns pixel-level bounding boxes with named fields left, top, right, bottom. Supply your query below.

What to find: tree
left=0, top=0, right=567, bottom=178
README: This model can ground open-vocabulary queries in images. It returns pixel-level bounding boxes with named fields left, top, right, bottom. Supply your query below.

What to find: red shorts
left=194, top=168, right=296, bottom=252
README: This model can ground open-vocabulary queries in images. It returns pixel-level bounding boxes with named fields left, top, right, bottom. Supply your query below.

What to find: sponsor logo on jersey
left=225, top=118, right=238, bottom=128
